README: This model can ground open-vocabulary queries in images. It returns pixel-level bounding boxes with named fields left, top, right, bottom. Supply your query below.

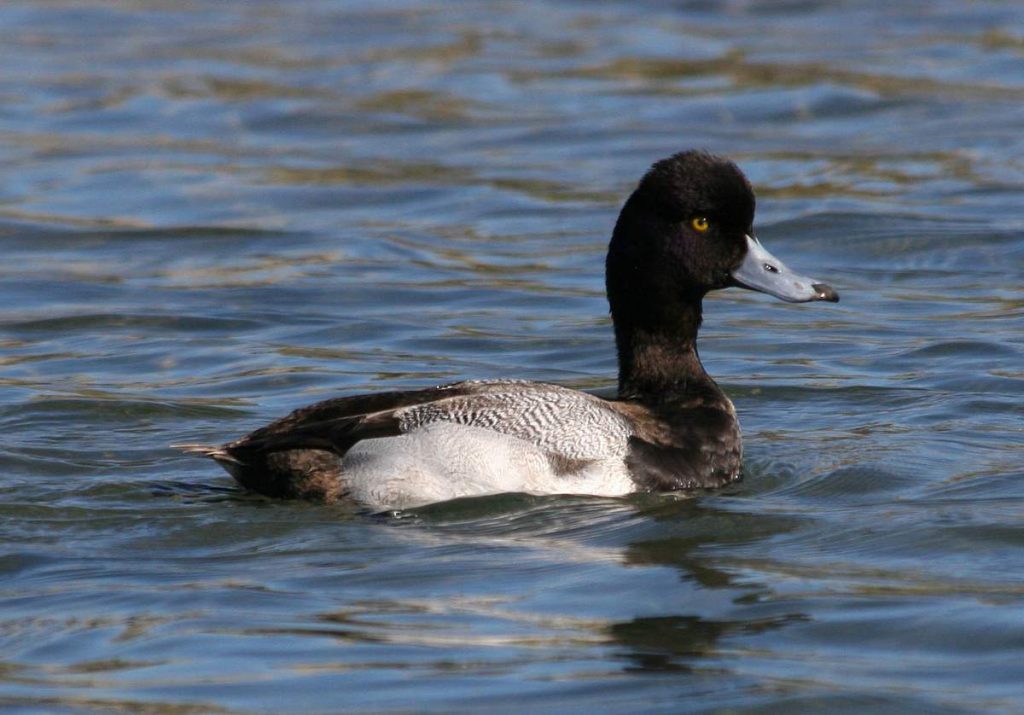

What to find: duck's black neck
left=614, top=298, right=720, bottom=402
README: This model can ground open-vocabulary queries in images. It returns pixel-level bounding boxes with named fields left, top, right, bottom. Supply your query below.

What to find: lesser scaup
left=179, top=150, right=838, bottom=509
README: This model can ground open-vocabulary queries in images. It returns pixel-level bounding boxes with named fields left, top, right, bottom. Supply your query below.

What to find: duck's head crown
left=636, top=150, right=755, bottom=235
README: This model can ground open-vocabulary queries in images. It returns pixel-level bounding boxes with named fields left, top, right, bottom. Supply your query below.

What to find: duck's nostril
left=764, top=263, right=779, bottom=273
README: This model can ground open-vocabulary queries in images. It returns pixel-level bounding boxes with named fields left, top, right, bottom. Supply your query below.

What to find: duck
left=178, top=150, right=838, bottom=510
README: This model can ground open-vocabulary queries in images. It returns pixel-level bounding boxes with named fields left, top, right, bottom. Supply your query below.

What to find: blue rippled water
left=2, top=1, right=1023, bottom=712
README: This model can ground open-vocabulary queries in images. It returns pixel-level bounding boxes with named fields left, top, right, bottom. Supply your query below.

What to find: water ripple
left=2, top=0, right=1023, bottom=712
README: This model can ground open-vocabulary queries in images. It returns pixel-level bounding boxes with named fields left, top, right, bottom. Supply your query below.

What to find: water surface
left=2, top=1, right=1023, bottom=713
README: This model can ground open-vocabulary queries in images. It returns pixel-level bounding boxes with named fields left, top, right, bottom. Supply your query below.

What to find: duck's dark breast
left=612, top=397, right=743, bottom=491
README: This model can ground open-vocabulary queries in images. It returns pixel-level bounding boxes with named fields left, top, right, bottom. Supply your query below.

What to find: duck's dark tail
left=173, top=443, right=242, bottom=467
left=173, top=442, right=346, bottom=503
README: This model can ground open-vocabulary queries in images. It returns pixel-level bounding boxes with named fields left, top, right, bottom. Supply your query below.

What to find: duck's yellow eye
left=690, top=216, right=710, bottom=233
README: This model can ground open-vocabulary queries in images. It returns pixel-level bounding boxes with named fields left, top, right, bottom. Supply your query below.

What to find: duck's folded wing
left=226, top=379, right=633, bottom=463
left=222, top=381, right=488, bottom=458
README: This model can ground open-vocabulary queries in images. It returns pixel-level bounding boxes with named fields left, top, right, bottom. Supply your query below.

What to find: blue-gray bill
left=730, top=234, right=839, bottom=303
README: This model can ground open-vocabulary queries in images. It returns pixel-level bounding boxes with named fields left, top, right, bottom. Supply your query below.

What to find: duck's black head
left=606, top=150, right=838, bottom=398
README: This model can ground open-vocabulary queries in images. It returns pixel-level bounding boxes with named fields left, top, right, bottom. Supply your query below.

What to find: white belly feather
left=341, top=423, right=634, bottom=510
